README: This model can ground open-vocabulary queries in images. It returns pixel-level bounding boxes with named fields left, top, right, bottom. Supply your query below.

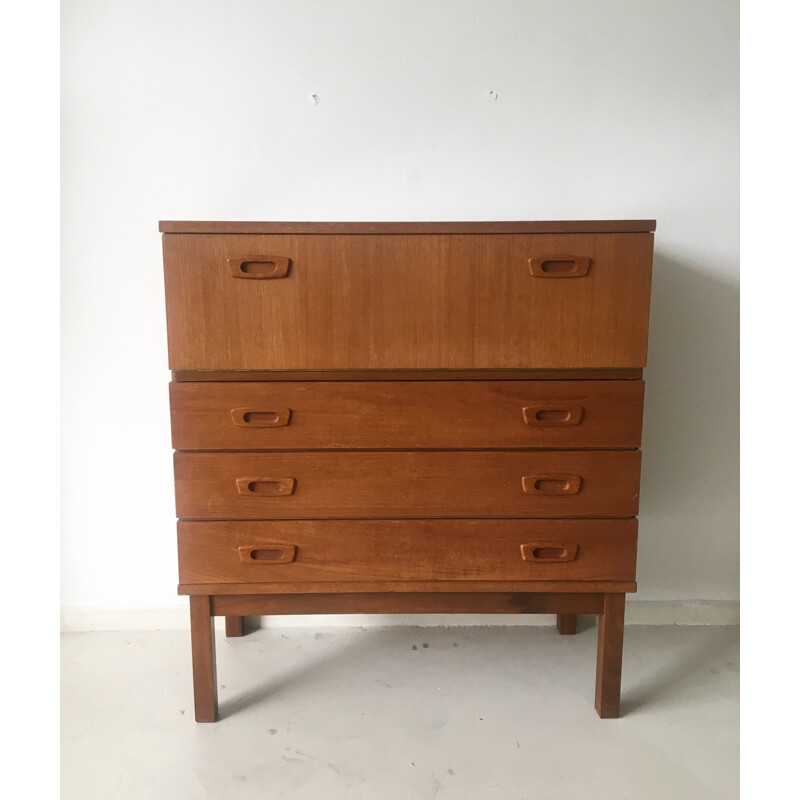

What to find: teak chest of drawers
left=161, top=219, right=655, bottom=722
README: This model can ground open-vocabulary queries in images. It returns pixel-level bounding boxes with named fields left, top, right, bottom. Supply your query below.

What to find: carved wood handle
left=228, top=256, right=291, bottom=279
left=528, top=256, right=591, bottom=278
left=521, top=475, right=583, bottom=495
left=235, top=477, right=296, bottom=496
left=520, top=543, right=579, bottom=562
left=238, top=544, right=297, bottom=564
left=231, top=408, right=292, bottom=427
left=522, top=405, right=584, bottom=426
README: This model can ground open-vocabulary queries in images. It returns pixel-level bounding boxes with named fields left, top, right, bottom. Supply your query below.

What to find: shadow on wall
left=638, top=252, right=739, bottom=593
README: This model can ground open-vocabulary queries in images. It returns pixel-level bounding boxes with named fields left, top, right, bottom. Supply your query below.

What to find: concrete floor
left=61, top=622, right=738, bottom=799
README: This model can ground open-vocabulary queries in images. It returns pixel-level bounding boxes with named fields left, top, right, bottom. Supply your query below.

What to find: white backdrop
left=61, top=0, right=739, bottom=616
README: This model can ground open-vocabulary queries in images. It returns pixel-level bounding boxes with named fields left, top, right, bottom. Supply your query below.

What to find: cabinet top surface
left=159, top=220, right=656, bottom=235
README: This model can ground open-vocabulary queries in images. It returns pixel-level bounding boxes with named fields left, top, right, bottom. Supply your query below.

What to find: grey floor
left=61, top=622, right=738, bottom=799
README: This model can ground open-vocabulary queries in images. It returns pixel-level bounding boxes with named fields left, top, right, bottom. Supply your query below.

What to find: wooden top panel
left=159, top=220, right=657, bottom=235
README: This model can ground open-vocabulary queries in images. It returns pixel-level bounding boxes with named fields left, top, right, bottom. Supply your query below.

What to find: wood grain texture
left=211, top=592, right=606, bottom=616
left=178, top=580, right=637, bottom=595
left=159, top=220, right=657, bottom=234
left=177, top=519, right=638, bottom=585
left=169, top=380, right=645, bottom=451
left=173, top=450, right=641, bottom=519
left=172, top=368, right=643, bottom=382
left=189, top=596, right=217, bottom=722
left=163, top=233, right=654, bottom=370
left=595, top=593, right=626, bottom=718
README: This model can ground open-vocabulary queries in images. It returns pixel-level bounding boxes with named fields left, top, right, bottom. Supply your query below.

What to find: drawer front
left=163, top=233, right=653, bottom=370
left=173, top=451, right=641, bottom=519
left=170, top=380, right=645, bottom=450
left=177, top=519, right=638, bottom=584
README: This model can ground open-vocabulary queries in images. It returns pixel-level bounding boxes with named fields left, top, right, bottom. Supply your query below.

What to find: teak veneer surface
left=172, top=368, right=643, bottom=382
left=170, top=380, right=645, bottom=451
left=177, top=519, right=638, bottom=585
left=211, top=592, right=607, bottom=616
left=163, top=233, right=654, bottom=370
left=178, top=580, right=637, bottom=596
left=173, top=450, right=641, bottom=520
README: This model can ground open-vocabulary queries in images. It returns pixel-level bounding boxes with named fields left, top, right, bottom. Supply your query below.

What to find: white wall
left=61, top=0, right=739, bottom=612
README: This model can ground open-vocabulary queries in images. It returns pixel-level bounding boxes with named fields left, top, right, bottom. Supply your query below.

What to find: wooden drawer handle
left=228, top=256, right=291, bottom=279
left=522, top=405, right=584, bottom=426
left=521, top=475, right=582, bottom=495
left=235, top=477, right=296, bottom=496
left=520, top=543, right=579, bottom=562
left=529, top=256, right=591, bottom=278
left=238, top=544, right=297, bottom=564
left=231, top=408, right=292, bottom=427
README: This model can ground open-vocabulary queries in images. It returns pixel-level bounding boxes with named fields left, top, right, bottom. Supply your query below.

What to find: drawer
left=177, top=519, right=638, bottom=584
left=173, top=450, right=641, bottom=519
left=163, top=233, right=653, bottom=370
left=170, top=380, right=644, bottom=450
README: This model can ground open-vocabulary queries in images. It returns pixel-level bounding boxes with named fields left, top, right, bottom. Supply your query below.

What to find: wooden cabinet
left=161, top=219, right=655, bottom=722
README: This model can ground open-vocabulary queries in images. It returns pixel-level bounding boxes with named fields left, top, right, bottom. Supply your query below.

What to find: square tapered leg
left=190, top=595, right=218, bottom=722
left=595, top=593, right=625, bottom=718
left=225, top=615, right=244, bottom=637
left=557, top=614, right=577, bottom=635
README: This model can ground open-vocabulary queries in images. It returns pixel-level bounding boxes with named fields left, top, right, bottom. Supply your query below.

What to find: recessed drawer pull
left=520, top=543, right=579, bottom=562
left=228, top=256, right=291, bottom=279
left=522, top=405, right=584, bottom=426
left=235, top=477, right=296, bottom=496
left=231, top=408, right=292, bottom=427
left=528, top=256, right=591, bottom=278
left=238, top=544, right=297, bottom=564
left=521, top=475, right=582, bottom=495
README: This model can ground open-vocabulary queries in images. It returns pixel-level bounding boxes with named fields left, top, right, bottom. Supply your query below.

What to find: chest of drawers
left=161, top=220, right=655, bottom=722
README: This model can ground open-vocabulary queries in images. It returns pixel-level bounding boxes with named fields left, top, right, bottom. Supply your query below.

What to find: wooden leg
left=595, top=593, right=625, bottom=718
left=557, top=613, right=577, bottom=635
left=225, top=615, right=245, bottom=637
left=190, top=596, right=218, bottom=723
